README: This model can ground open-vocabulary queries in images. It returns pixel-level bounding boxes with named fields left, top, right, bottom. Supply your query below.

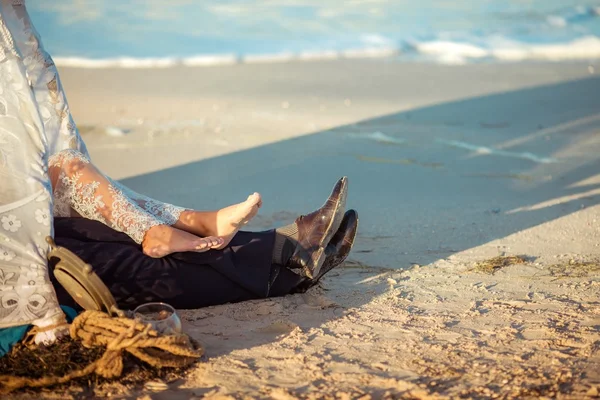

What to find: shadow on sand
left=120, top=75, right=600, bottom=396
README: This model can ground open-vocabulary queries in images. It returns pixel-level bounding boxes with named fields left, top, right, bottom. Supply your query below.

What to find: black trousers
left=50, top=218, right=305, bottom=310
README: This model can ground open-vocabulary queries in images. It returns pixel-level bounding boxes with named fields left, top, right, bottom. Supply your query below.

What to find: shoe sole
left=303, top=177, right=348, bottom=279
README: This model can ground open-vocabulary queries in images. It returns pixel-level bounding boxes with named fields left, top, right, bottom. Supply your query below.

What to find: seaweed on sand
left=548, top=259, right=600, bottom=278
left=470, top=255, right=527, bottom=275
left=0, top=336, right=195, bottom=395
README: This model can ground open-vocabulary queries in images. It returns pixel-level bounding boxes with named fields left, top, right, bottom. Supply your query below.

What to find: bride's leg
left=113, top=180, right=262, bottom=249
left=49, top=149, right=223, bottom=257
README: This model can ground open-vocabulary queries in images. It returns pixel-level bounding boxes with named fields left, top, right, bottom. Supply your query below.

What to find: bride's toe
left=207, top=236, right=223, bottom=247
left=194, top=238, right=212, bottom=250
left=248, top=192, right=261, bottom=206
left=210, top=237, right=224, bottom=248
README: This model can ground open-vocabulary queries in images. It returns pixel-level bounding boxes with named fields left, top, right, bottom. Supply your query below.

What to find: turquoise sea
left=28, top=0, right=600, bottom=66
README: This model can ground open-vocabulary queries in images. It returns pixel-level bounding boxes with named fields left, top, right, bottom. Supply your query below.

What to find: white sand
left=54, top=60, right=600, bottom=398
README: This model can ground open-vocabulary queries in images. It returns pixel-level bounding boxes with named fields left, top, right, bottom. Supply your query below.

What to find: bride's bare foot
left=213, top=192, right=262, bottom=249
left=177, top=193, right=262, bottom=250
left=142, top=224, right=224, bottom=258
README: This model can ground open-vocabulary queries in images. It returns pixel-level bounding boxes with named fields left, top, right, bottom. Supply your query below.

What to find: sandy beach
left=31, top=59, right=600, bottom=398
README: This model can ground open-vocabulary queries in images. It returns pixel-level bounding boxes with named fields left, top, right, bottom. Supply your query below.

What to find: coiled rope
left=0, top=310, right=202, bottom=394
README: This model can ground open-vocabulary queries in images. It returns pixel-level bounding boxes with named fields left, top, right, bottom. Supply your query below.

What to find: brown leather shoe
left=321, top=209, right=358, bottom=273
left=286, top=177, right=348, bottom=279
left=294, top=209, right=358, bottom=292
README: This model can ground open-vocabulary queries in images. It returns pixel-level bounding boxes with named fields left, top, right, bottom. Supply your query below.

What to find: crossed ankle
left=176, top=210, right=212, bottom=235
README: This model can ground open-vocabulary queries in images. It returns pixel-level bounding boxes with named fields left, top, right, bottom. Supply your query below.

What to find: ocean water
left=28, top=0, right=600, bottom=67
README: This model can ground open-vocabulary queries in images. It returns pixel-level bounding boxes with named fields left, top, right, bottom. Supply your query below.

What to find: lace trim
left=0, top=16, right=18, bottom=59
left=107, top=185, right=162, bottom=244
left=51, top=150, right=89, bottom=217
left=111, top=180, right=185, bottom=226
left=132, top=197, right=184, bottom=226
left=48, top=148, right=87, bottom=169
left=60, top=171, right=105, bottom=219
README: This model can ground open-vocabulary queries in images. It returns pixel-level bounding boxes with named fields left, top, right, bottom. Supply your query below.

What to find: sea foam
left=44, top=2, right=600, bottom=68
left=53, top=34, right=600, bottom=69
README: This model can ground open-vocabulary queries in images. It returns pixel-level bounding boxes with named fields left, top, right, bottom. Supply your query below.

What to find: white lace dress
left=0, top=0, right=185, bottom=332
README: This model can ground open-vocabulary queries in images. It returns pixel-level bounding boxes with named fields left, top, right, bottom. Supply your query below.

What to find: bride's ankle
left=178, top=210, right=196, bottom=224
left=176, top=210, right=213, bottom=235
left=141, top=224, right=167, bottom=256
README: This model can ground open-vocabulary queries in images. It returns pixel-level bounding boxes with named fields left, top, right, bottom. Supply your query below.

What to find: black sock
left=272, top=223, right=299, bottom=266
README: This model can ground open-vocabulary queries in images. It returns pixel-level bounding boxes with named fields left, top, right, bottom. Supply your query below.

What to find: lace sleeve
left=50, top=150, right=165, bottom=244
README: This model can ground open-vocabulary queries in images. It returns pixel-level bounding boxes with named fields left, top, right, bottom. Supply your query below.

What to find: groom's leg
left=52, top=220, right=303, bottom=309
